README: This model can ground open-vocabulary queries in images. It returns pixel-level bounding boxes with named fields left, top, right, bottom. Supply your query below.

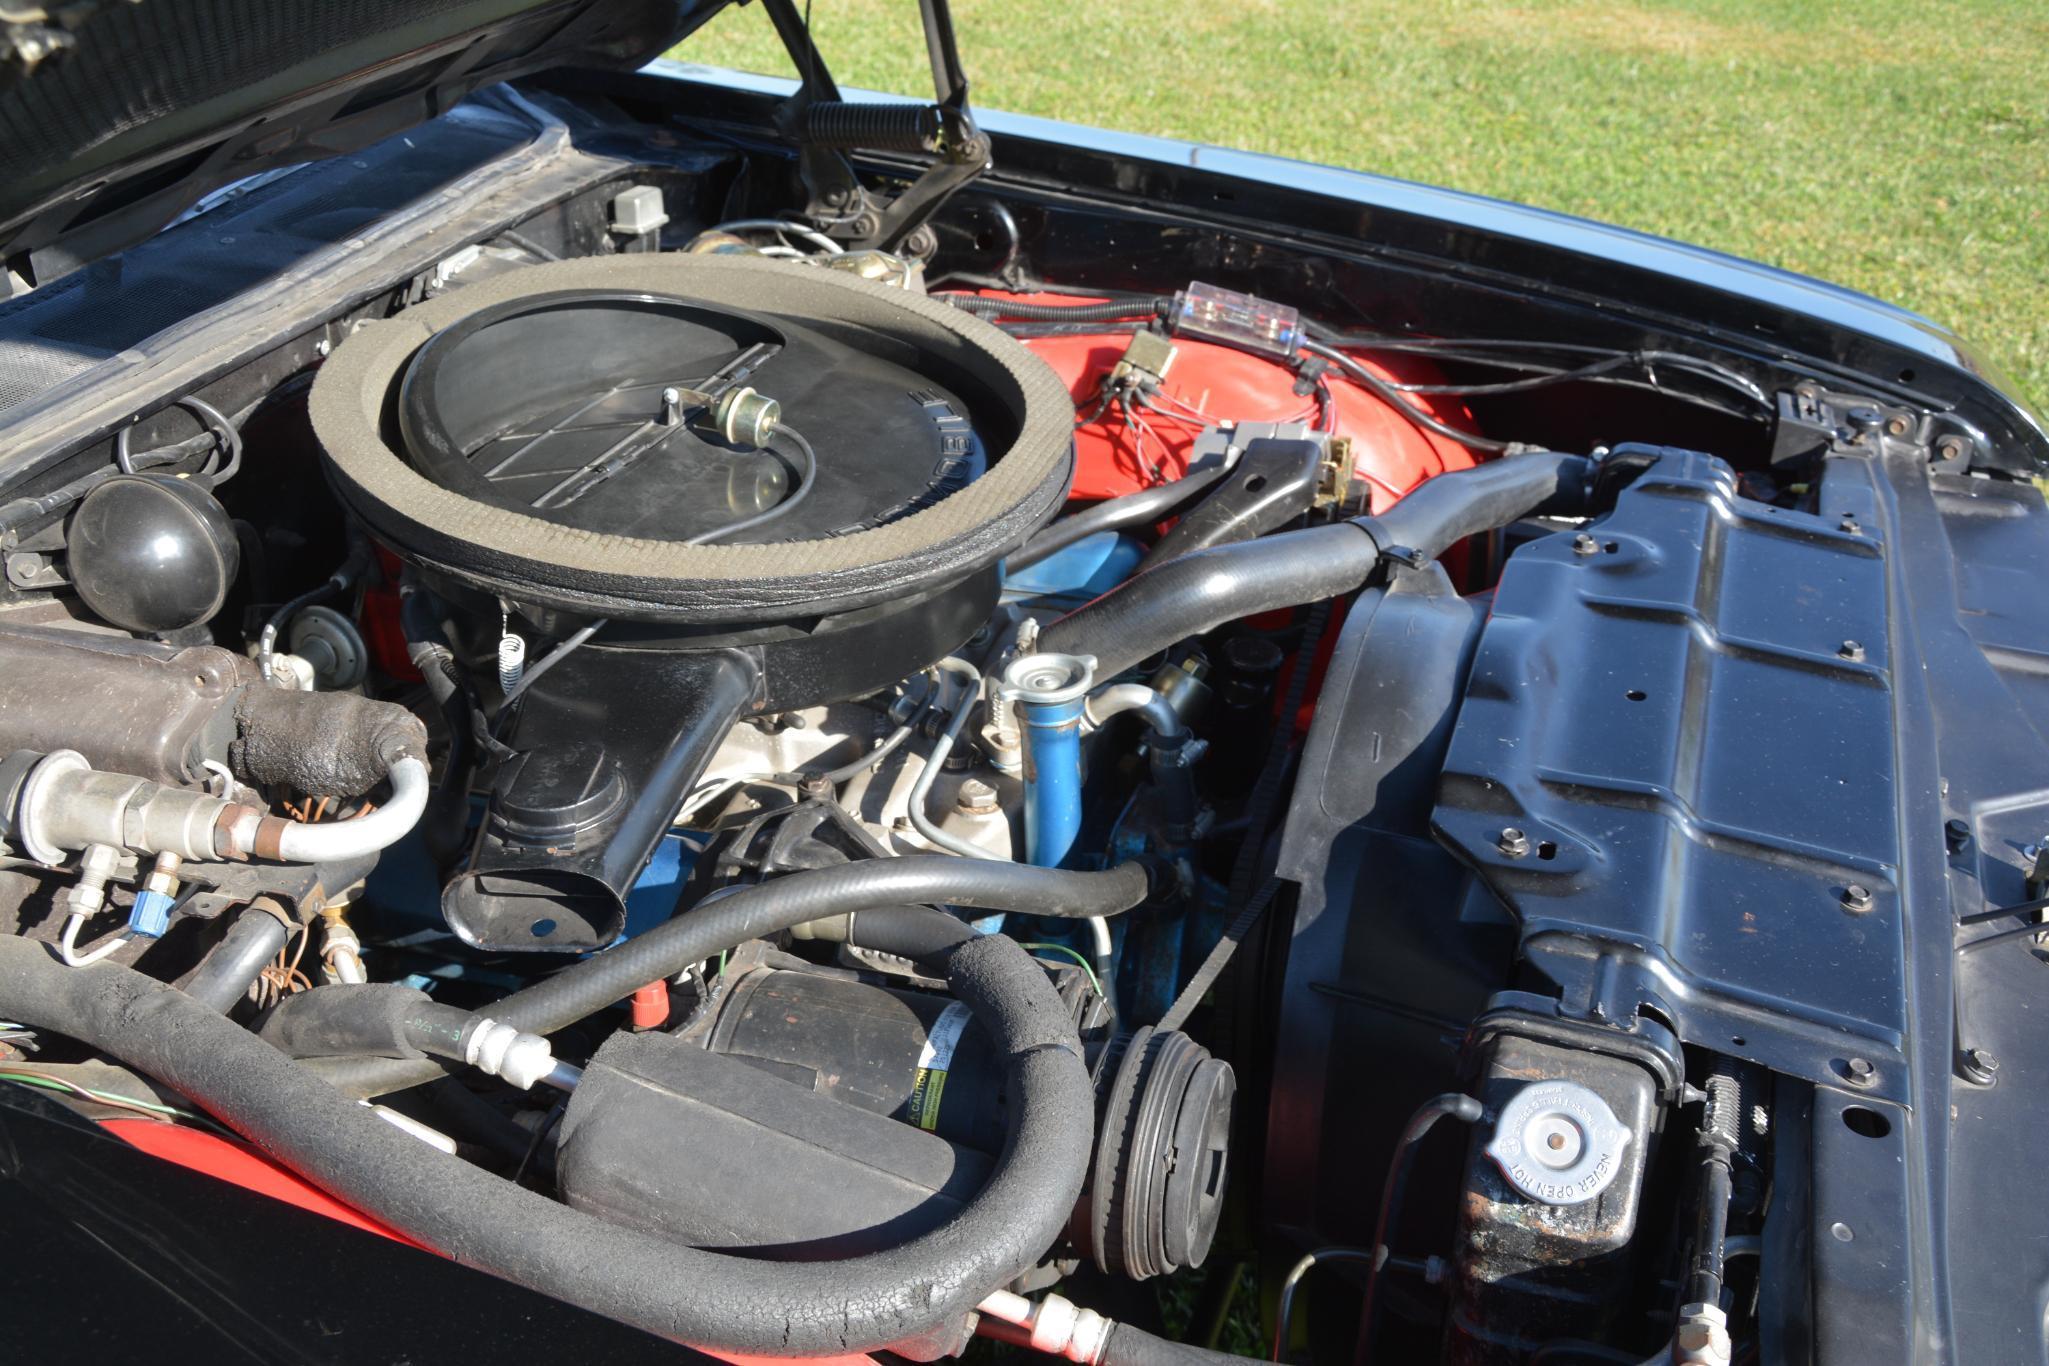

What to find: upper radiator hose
left=1039, top=451, right=1596, bottom=678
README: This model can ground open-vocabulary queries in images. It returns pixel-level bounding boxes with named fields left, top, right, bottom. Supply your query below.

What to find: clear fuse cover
left=1168, top=281, right=1302, bottom=358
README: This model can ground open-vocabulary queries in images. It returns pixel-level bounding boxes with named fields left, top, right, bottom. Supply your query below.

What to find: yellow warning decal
left=908, top=1001, right=972, bottom=1131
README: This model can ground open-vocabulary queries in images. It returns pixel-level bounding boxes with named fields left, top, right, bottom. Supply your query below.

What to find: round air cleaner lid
left=396, top=290, right=984, bottom=547
left=310, top=255, right=1073, bottom=623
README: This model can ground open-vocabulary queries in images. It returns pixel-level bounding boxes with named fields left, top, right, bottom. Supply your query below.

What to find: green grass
left=672, top=0, right=2048, bottom=410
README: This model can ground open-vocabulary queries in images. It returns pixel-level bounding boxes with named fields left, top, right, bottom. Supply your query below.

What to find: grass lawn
left=672, top=0, right=2048, bottom=412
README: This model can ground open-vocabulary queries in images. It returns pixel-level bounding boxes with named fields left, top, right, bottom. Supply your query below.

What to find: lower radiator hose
left=0, top=925, right=1094, bottom=1358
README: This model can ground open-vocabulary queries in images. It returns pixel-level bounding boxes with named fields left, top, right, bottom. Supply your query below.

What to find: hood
left=0, top=0, right=717, bottom=283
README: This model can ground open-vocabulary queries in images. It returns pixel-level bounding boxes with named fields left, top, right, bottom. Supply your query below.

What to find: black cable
left=1390, top=353, right=1640, bottom=396
left=257, top=540, right=371, bottom=683
left=1955, top=918, right=2049, bottom=955
left=1359, top=1093, right=1485, bottom=1363
left=498, top=617, right=608, bottom=713
left=1314, top=331, right=1771, bottom=410
left=1300, top=340, right=1512, bottom=454
left=767, top=713, right=921, bottom=787
left=1272, top=1246, right=1378, bottom=1361
left=513, top=1099, right=567, bottom=1186
left=684, top=425, right=817, bottom=546
left=114, top=395, right=244, bottom=485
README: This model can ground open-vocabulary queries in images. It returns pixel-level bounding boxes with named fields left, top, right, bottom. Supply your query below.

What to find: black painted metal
left=1432, top=445, right=1905, bottom=1096
left=1136, top=437, right=1327, bottom=571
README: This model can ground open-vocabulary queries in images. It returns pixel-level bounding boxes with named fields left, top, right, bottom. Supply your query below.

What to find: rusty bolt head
left=1841, top=883, right=1875, bottom=913
left=1839, top=640, right=1866, bottom=662
left=1885, top=414, right=1911, bottom=437
left=1497, top=827, right=1531, bottom=858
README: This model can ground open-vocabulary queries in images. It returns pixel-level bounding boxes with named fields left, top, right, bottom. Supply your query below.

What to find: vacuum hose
left=0, top=915, right=1096, bottom=1357
left=1040, top=452, right=1595, bottom=678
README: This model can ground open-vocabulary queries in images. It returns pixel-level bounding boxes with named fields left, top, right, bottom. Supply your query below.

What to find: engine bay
left=1, top=63, right=2047, bottom=1366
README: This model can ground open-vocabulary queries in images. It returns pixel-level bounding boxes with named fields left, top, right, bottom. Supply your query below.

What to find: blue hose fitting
left=127, top=853, right=184, bottom=938
left=127, top=888, right=174, bottom=938
left=1001, top=652, right=1098, bottom=870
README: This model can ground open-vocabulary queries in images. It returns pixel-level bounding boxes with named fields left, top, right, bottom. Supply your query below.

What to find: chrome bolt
left=1839, top=640, right=1866, bottom=662
left=1841, top=883, right=1875, bottom=913
left=1843, top=1057, right=1877, bottom=1088
left=956, top=778, right=999, bottom=815
left=1572, top=532, right=1600, bottom=557
left=1497, top=827, right=1531, bottom=858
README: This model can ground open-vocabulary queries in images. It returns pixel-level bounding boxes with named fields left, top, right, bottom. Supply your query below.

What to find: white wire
left=708, top=218, right=845, bottom=255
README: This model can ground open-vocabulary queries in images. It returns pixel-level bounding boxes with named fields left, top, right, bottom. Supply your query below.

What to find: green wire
left=1018, top=941, right=1103, bottom=994
left=0, top=1070, right=193, bottom=1119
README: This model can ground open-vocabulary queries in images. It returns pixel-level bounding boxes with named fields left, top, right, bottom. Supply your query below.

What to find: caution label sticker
left=908, top=1000, right=972, bottom=1131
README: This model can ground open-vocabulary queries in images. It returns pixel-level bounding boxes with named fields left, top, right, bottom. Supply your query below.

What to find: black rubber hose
left=845, top=903, right=978, bottom=969
left=1039, top=523, right=1380, bottom=680
left=400, top=583, right=481, bottom=862
left=0, top=933, right=1094, bottom=1358
left=1098, top=1322, right=1265, bottom=1366
left=1358, top=1092, right=1484, bottom=1363
left=258, top=982, right=471, bottom=1061
left=946, top=295, right=1166, bottom=323
left=183, top=907, right=292, bottom=1012
left=1008, top=457, right=1234, bottom=574
left=272, top=907, right=979, bottom=1058
left=300, top=858, right=1151, bottom=1099
left=1041, top=452, right=1597, bottom=679
left=1353, top=450, right=1594, bottom=566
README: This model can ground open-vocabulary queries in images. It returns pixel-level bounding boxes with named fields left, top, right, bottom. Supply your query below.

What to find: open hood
left=0, top=0, right=716, bottom=283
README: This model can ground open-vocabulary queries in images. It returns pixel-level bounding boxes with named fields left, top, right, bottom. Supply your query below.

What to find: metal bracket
left=762, top=0, right=991, bottom=256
